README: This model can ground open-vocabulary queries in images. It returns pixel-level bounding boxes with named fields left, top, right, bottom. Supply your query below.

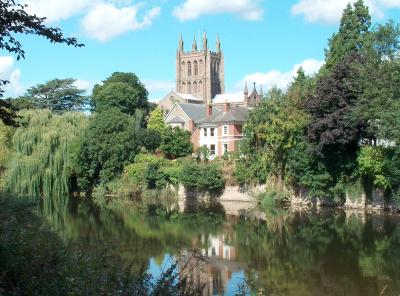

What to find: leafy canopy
left=92, top=72, right=149, bottom=115
left=76, top=108, right=142, bottom=190
left=161, top=127, right=193, bottom=159
left=19, top=78, right=88, bottom=112
left=147, top=107, right=166, bottom=133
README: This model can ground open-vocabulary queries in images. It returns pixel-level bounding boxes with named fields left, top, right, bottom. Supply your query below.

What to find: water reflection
left=40, top=197, right=400, bottom=296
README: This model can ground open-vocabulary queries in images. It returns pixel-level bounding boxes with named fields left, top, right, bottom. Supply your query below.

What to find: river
left=39, top=196, right=400, bottom=296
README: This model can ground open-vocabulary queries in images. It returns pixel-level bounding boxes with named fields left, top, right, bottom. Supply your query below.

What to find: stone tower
left=176, top=32, right=225, bottom=103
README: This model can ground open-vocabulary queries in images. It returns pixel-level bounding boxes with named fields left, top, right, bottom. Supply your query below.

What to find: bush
left=161, top=127, right=193, bottom=159
left=179, top=161, right=225, bottom=195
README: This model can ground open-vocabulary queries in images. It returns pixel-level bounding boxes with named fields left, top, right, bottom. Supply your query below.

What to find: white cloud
left=21, top=0, right=96, bottom=23
left=144, top=80, right=175, bottom=93
left=81, top=3, right=161, bottom=42
left=172, top=0, right=263, bottom=21
left=240, top=59, right=324, bottom=91
left=290, top=0, right=400, bottom=24
left=143, top=79, right=175, bottom=101
left=73, top=79, right=96, bottom=94
left=0, top=56, right=24, bottom=96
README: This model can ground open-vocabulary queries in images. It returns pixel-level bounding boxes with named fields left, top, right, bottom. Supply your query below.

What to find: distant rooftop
left=176, top=92, right=203, bottom=101
left=213, top=93, right=244, bottom=104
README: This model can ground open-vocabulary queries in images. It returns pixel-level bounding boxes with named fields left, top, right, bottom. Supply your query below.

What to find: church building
left=160, top=33, right=263, bottom=159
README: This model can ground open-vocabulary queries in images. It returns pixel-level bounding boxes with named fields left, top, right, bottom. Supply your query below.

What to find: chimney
left=188, top=119, right=194, bottom=132
left=223, top=100, right=230, bottom=112
left=206, top=104, right=212, bottom=116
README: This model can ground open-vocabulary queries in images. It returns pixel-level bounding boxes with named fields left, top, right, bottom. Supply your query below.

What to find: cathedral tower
left=176, top=32, right=225, bottom=103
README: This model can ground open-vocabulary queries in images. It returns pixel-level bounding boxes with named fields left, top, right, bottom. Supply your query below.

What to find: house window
left=203, top=128, right=207, bottom=137
left=223, top=125, right=228, bottom=135
left=210, top=128, right=215, bottom=137
left=223, top=143, right=228, bottom=154
left=210, top=144, right=216, bottom=156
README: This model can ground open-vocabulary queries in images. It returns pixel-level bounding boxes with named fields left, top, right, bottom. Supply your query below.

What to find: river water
left=40, top=197, right=400, bottom=296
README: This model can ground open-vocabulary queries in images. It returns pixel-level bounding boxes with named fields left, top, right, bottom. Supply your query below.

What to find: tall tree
left=76, top=108, right=142, bottom=190
left=324, top=0, right=371, bottom=70
left=91, top=72, right=149, bottom=115
left=353, top=21, right=400, bottom=143
left=147, top=107, right=166, bottom=133
left=306, top=54, right=365, bottom=177
left=21, top=79, right=88, bottom=112
left=242, top=88, right=308, bottom=186
left=0, top=0, right=83, bottom=125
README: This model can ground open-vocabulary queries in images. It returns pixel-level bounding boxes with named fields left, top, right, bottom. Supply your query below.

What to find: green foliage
left=0, top=121, right=14, bottom=173
left=325, top=0, right=371, bottom=69
left=147, top=107, right=166, bottom=133
left=0, top=195, right=203, bottom=295
left=357, top=146, right=391, bottom=189
left=6, top=110, right=87, bottom=198
left=239, top=84, right=309, bottom=186
left=91, top=72, right=149, bottom=115
left=20, top=78, right=88, bottom=112
left=179, top=160, right=225, bottom=195
left=137, top=128, right=161, bottom=153
left=123, top=153, right=180, bottom=190
left=161, top=127, right=193, bottom=159
left=76, top=108, right=141, bottom=190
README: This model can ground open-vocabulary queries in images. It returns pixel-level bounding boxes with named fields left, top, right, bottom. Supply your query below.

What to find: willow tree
left=6, top=110, right=88, bottom=200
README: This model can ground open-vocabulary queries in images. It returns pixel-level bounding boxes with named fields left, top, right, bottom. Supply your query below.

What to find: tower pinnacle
left=203, top=30, right=208, bottom=51
left=192, top=36, right=197, bottom=51
left=178, top=33, right=183, bottom=52
left=216, top=34, right=221, bottom=53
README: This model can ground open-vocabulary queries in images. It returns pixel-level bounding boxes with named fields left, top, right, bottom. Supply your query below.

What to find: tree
left=137, top=128, right=161, bottom=153
left=242, top=87, right=308, bottom=186
left=20, top=79, right=88, bottom=112
left=324, top=0, right=371, bottom=70
left=6, top=110, right=87, bottom=198
left=306, top=54, right=366, bottom=177
left=91, top=72, right=149, bottom=115
left=0, top=0, right=83, bottom=125
left=76, top=108, right=141, bottom=190
left=160, top=127, right=193, bottom=159
left=353, top=22, right=400, bottom=144
left=147, top=107, right=166, bottom=133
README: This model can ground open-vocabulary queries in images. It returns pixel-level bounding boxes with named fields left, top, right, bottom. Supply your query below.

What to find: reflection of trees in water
left=235, top=210, right=400, bottom=296
left=40, top=197, right=400, bottom=296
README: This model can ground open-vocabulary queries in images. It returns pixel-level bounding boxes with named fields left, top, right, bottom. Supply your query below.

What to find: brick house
left=165, top=101, right=249, bottom=159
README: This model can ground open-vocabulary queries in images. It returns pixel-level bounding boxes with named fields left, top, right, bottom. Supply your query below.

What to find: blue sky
left=1, top=0, right=400, bottom=101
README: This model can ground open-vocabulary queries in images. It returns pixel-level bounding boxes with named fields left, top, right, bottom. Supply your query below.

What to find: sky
left=1, top=0, right=400, bottom=101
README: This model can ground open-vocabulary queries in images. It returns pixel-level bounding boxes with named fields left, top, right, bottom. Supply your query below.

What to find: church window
left=182, top=82, right=186, bottom=93
left=187, top=61, right=192, bottom=76
left=187, top=82, right=191, bottom=93
left=194, top=61, right=198, bottom=76
left=199, top=60, right=203, bottom=75
left=193, top=81, right=197, bottom=93
left=181, top=62, right=185, bottom=75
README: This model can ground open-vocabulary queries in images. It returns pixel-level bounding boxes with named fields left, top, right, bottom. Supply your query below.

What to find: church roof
left=197, top=106, right=249, bottom=126
left=213, top=93, right=244, bottom=104
left=176, top=92, right=203, bottom=102
left=166, top=116, right=185, bottom=124
left=177, top=103, right=212, bottom=123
